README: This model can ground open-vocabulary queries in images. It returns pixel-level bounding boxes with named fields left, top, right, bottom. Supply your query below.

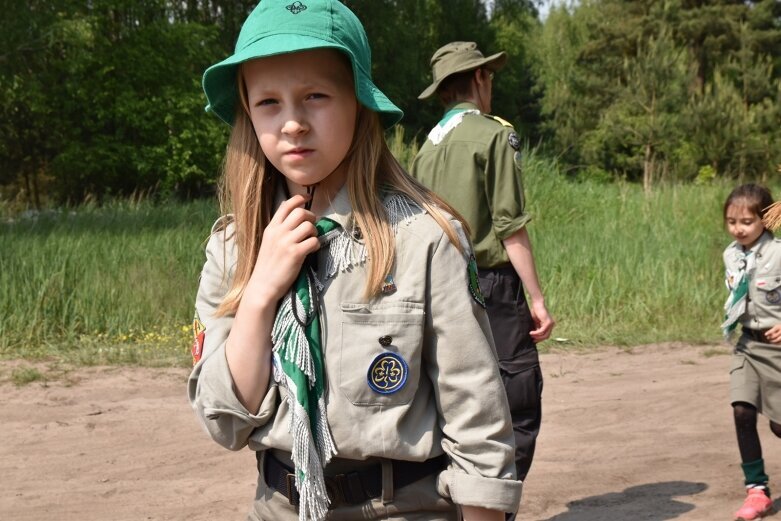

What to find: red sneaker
left=735, top=488, right=773, bottom=521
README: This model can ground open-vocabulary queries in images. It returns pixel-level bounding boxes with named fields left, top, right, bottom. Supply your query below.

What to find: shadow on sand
left=540, top=481, right=708, bottom=521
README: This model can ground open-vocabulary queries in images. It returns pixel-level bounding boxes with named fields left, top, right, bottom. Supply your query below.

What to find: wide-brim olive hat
left=202, top=0, right=403, bottom=128
left=418, top=41, right=507, bottom=100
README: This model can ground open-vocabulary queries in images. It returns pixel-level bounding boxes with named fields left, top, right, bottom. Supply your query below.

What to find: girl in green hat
left=188, top=1, right=521, bottom=521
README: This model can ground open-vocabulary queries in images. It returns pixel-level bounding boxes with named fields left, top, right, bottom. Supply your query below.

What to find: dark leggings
left=733, top=402, right=781, bottom=463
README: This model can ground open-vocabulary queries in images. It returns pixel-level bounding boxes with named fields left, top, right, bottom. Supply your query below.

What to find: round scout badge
left=368, top=350, right=408, bottom=394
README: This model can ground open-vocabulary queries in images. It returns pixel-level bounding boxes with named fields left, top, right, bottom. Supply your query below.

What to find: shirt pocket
left=754, top=274, right=781, bottom=305
left=339, top=302, right=425, bottom=406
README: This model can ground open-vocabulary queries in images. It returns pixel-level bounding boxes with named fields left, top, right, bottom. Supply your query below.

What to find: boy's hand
left=764, top=325, right=781, bottom=344
left=529, top=300, right=555, bottom=342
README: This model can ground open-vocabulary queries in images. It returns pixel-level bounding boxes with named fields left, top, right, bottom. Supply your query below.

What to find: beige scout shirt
left=410, top=102, right=532, bottom=269
left=724, top=231, right=781, bottom=331
left=188, top=187, right=522, bottom=512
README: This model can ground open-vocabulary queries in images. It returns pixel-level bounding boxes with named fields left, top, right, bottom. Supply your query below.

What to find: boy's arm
left=502, top=227, right=555, bottom=341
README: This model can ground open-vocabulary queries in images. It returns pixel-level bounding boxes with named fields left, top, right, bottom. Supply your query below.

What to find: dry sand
left=2, top=343, right=780, bottom=520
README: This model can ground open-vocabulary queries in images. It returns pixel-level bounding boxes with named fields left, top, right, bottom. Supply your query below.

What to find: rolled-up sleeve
left=484, top=127, right=532, bottom=240
left=187, top=223, right=279, bottom=451
left=425, top=221, right=522, bottom=512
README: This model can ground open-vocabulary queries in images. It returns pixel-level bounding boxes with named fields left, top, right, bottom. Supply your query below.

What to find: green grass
left=11, top=366, right=45, bottom=386
left=0, top=199, right=219, bottom=366
left=0, top=147, right=748, bottom=365
left=520, top=150, right=734, bottom=346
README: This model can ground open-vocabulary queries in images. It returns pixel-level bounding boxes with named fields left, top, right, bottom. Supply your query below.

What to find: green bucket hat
left=418, top=41, right=507, bottom=100
left=202, top=0, right=403, bottom=128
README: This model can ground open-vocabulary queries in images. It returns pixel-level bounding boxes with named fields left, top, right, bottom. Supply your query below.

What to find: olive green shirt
left=188, top=186, right=522, bottom=512
left=410, top=102, right=531, bottom=269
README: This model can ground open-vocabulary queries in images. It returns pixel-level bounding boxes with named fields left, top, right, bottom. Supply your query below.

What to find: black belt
left=259, top=451, right=447, bottom=508
left=743, top=327, right=770, bottom=343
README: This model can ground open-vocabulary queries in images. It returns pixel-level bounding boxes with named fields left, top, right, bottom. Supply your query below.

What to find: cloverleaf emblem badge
left=286, top=1, right=307, bottom=14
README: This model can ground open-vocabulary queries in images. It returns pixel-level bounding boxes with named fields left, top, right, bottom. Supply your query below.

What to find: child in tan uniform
left=187, top=1, right=520, bottom=520
left=722, top=184, right=781, bottom=521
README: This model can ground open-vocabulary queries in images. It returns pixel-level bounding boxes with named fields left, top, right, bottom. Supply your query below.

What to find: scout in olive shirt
left=411, top=100, right=530, bottom=269
left=411, top=43, right=555, bottom=518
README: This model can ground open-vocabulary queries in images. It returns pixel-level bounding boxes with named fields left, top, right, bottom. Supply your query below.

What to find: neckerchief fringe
left=270, top=194, right=419, bottom=521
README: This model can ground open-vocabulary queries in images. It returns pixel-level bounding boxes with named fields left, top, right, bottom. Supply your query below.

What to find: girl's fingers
left=269, top=194, right=311, bottom=225
left=284, top=206, right=316, bottom=229
left=288, top=220, right=318, bottom=244
left=299, top=236, right=321, bottom=255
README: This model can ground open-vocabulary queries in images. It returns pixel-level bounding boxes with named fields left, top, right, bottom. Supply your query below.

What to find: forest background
left=2, top=0, right=781, bottom=366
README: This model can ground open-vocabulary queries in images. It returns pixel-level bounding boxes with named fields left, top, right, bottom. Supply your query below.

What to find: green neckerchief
left=428, top=103, right=481, bottom=145
left=271, top=217, right=339, bottom=521
left=437, top=106, right=475, bottom=126
left=721, top=248, right=753, bottom=339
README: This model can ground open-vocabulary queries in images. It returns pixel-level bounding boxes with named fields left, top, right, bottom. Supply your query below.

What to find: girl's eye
left=307, top=92, right=327, bottom=100
left=256, top=98, right=277, bottom=107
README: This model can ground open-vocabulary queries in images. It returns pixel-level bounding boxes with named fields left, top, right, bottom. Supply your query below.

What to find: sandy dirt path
left=2, top=343, right=780, bottom=521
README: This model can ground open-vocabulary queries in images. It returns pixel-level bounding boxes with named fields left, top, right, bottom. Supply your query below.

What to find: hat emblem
left=286, top=1, right=307, bottom=14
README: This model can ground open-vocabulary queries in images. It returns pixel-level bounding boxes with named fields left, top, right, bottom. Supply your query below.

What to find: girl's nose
left=281, top=114, right=308, bottom=136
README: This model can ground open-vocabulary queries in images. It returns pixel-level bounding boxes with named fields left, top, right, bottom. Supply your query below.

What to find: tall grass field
left=0, top=149, right=742, bottom=366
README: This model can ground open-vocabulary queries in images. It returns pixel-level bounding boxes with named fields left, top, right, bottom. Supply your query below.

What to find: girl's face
left=725, top=203, right=764, bottom=248
left=243, top=49, right=358, bottom=196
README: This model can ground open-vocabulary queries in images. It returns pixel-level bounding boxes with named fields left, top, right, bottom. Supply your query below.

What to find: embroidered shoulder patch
left=508, top=131, right=521, bottom=150
left=467, top=254, right=486, bottom=308
left=368, top=352, right=408, bottom=394
left=485, top=114, right=514, bottom=128
left=192, top=311, right=206, bottom=366
left=381, top=274, right=397, bottom=295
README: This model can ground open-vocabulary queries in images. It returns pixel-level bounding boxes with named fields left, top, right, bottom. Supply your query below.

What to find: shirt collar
left=444, top=101, right=480, bottom=113
left=439, top=101, right=480, bottom=125
left=273, top=180, right=353, bottom=230
left=319, top=183, right=353, bottom=230
left=747, top=230, right=773, bottom=254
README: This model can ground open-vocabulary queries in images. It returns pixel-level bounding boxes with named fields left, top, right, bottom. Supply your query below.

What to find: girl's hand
left=764, top=325, right=781, bottom=344
left=247, top=194, right=320, bottom=306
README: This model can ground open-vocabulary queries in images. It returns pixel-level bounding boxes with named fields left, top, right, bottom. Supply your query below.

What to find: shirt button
left=379, top=335, right=392, bottom=346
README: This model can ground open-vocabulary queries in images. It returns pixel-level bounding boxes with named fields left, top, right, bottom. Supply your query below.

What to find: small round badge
left=508, top=131, right=520, bottom=151
left=766, top=289, right=781, bottom=304
left=367, top=352, right=408, bottom=395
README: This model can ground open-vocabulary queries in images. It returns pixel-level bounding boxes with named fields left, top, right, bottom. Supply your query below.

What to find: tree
left=530, top=0, right=781, bottom=182
left=591, top=31, right=692, bottom=190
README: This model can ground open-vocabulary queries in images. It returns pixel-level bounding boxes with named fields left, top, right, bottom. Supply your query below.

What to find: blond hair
left=214, top=75, right=466, bottom=316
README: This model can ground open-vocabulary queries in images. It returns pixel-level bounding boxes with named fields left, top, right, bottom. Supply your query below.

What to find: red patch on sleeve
left=192, top=316, right=206, bottom=366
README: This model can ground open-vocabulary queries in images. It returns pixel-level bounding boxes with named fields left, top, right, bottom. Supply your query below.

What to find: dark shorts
left=478, top=266, right=543, bottom=486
